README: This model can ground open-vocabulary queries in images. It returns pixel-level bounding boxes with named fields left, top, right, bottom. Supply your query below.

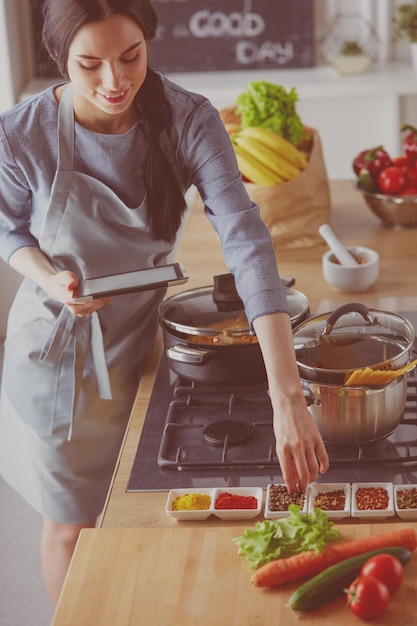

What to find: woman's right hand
left=8, top=247, right=111, bottom=316
left=45, top=271, right=112, bottom=317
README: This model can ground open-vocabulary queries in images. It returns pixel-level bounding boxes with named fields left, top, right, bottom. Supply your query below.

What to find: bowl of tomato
left=353, top=138, right=417, bottom=226
left=355, top=183, right=417, bottom=228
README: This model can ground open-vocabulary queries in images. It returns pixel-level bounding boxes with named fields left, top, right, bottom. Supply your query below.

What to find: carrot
left=251, top=527, right=417, bottom=588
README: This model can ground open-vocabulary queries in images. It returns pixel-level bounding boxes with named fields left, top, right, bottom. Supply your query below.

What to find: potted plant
left=319, top=14, right=378, bottom=76
left=392, top=2, right=417, bottom=42
left=330, top=40, right=373, bottom=75
left=392, top=2, right=417, bottom=70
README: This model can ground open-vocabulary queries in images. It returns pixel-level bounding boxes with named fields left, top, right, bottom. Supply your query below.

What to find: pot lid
left=293, top=303, right=415, bottom=376
left=159, top=282, right=309, bottom=336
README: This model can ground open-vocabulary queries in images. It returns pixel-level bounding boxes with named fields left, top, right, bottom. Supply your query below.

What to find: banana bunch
left=230, top=126, right=309, bottom=186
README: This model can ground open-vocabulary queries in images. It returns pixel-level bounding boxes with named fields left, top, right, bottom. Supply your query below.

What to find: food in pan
left=186, top=315, right=258, bottom=345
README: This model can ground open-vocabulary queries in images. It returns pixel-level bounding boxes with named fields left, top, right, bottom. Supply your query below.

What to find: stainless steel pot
left=293, top=302, right=415, bottom=384
left=158, top=275, right=310, bottom=385
left=294, top=303, right=415, bottom=443
left=303, top=376, right=408, bottom=444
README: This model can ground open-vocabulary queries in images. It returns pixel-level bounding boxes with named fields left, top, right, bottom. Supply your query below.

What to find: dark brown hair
left=42, top=0, right=186, bottom=242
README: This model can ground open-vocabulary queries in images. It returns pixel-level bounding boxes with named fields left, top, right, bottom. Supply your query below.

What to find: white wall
left=0, top=0, right=33, bottom=112
left=0, top=0, right=416, bottom=335
left=0, top=1, right=30, bottom=335
left=0, top=0, right=15, bottom=112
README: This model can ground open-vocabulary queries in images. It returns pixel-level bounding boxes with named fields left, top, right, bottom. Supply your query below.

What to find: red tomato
left=401, top=186, right=417, bottom=196
left=392, top=155, right=410, bottom=167
left=404, top=165, right=417, bottom=185
left=360, top=554, right=404, bottom=593
left=378, top=166, right=407, bottom=195
left=346, top=575, right=390, bottom=621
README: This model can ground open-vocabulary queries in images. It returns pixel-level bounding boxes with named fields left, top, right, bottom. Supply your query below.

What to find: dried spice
left=396, top=487, right=417, bottom=510
left=314, top=489, right=346, bottom=511
left=215, top=492, right=258, bottom=510
left=355, top=486, right=389, bottom=510
left=268, top=484, right=305, bottom=512
left=172, top=493, right=211, bottom=511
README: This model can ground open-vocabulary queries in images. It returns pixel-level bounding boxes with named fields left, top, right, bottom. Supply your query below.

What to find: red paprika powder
left=214, top=492, right=258, bottom=510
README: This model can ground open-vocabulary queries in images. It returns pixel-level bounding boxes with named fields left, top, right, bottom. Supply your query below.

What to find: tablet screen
left=72, top=263, right=188, bottom=302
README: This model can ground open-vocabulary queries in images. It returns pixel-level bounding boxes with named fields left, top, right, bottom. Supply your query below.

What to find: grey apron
left=0, top=85, right=176, bottom=523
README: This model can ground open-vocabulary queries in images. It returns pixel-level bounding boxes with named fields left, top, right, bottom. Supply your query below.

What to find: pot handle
left=166, top=344, right=214, bottom=366
left=320, top=302, right=373, bottom=338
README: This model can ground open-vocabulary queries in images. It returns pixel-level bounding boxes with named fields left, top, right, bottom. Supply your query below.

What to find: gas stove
left=127, top=311, right=417, bottom=492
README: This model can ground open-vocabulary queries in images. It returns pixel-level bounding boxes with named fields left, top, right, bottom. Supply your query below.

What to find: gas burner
left=203, top=419, right=253, bottom=447
left=127, top=311, right=417, bottom=491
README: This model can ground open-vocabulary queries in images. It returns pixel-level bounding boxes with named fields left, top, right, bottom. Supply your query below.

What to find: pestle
left=318, top=224, right=359, bottom=267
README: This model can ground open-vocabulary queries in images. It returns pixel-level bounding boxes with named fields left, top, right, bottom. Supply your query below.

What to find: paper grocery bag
left=243, top=130, right=331, bottom=250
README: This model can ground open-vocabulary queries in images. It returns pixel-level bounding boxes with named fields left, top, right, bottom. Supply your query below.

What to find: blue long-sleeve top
left=0, top=75, right=289, bottom=326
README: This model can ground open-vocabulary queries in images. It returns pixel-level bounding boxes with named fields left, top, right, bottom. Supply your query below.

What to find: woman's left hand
left=253, top=311, right=329, bottom=493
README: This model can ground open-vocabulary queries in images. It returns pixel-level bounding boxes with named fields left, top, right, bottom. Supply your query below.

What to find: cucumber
left=288, top=546, right=411, bottom=612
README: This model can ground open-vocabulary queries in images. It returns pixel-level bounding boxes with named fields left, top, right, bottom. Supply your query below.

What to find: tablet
left=72, top=262, right=189, bottom=303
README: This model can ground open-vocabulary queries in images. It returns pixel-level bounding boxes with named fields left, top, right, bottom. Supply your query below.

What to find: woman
left=0, top=0, right=328, bottom=604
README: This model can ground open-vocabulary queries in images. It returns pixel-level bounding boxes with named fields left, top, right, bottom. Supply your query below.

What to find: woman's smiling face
left=66, top=14, right=148, bottom=132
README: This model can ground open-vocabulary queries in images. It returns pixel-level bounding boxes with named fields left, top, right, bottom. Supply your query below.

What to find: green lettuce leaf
left=235, top=80, right=305, bottom=146
left=233, top=504, right=340, bottom=569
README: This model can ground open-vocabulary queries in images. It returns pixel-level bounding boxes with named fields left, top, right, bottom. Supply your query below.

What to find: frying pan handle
left=166, top=344, right=214, bottom=365
left=320, top=302, right=372, bottom=338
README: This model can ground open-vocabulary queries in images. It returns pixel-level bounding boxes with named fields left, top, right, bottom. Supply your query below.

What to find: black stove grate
left=156, top=368, right=417, bottom=470
left=157, top=383, right=277, bottom=469
left=127, top=310, right=417, bottom=491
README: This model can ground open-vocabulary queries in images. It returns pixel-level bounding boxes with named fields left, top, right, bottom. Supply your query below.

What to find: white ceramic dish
left=166, top=487, right=262, bottom=521
left=351, top=482, right=394, bottom=519
left=394, top=484, right=417, bottom=520
left=308, top=483, right=351, bottom=519
left=322, top=245, right=379, bottom=293
left=212, top=487, right=263, bottom=520
left=264, top=484, right=308, bottom=519
left=166, top=488, right=214, bottom=520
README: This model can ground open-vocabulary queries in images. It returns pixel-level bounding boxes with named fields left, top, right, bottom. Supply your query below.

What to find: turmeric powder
left=172, top=493, right=211, bottom=511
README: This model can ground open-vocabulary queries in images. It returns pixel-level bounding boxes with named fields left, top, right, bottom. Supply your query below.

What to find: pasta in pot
left=186, top=315, right=258, bottom=345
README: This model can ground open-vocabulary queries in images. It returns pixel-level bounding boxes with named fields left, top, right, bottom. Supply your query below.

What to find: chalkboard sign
left=31, top=0, right=314, bottom=77
left=150, top=0, right=315, bottom=73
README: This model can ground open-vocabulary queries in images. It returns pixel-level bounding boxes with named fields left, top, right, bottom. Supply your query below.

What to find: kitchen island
left=51, top=181, right=417, bottom=625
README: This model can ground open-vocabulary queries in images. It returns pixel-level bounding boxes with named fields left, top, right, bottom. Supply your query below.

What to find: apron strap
left=57, top=83, right=75, bottom=172
left=90, top=312, right=112, bottom=400
left=39, top=307, right=113, bottom=440
left=39, top=307, right=76, bottom=364
left=68, top=315, right=91, bottom=441
left=69, top=314, right=112, bottom=442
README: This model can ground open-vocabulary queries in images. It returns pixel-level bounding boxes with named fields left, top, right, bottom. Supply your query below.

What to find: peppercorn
left=396, top=487, right=417, bottom=510
left=268, top=484, right=305, bottom=512
left=355, top=486, right=389, bottom=511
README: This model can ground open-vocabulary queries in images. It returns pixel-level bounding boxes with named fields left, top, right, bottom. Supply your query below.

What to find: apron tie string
left=40, top=307, right=112, bottom=440
left=91, top=312, right=112, bottom=400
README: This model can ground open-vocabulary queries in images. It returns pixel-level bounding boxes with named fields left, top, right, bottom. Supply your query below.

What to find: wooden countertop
left=52, top=181, right=417, bottom=625
left=51, top=524, right=417, bottom=626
